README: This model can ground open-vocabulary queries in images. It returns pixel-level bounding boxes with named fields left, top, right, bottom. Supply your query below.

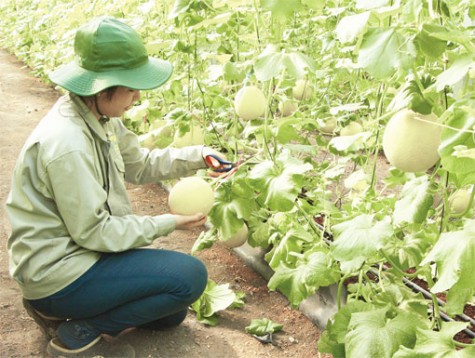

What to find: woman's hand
left=174, top=213, right=207, bottom=230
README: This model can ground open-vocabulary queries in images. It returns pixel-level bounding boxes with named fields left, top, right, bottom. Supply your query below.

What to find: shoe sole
left=22, top=298, right=63, bottom=339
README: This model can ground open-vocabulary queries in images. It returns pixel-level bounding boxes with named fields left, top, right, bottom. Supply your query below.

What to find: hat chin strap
left=95, top=94, right=110, bottom=123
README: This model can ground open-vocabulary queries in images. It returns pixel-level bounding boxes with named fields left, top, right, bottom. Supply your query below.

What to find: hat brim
left=49, top=58, right=173, bottom=96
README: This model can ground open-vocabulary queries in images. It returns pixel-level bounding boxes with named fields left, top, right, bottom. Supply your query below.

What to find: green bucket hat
left=49, top=17, right=173, bottom=96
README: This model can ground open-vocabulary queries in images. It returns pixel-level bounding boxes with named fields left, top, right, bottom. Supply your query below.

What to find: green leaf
left=268, top=251, right=340, bottom=307
left=169, top=0, right=193, bottom=18
left=438, top=105, right=475, bottom=186
left=372, top=283, right=429, bottom=319
left=335, top=12, right=371, bottom=44
left=356, top=0, right=391, bottom=9
left=420, top=219, right=475, bottom=314
left=393, top=176, right=434, bottom=225
left=191, top=228, right=218, bottom=254
left=209, top=178, right=258, bottom=240
left=301, top=0, right=325, bottom=11
left=245, top=318, right=283, bottom=336
left=415, top=23, right=448, bottom=59
left=435, top=54, right=475, bottom=91
left=260, top=0, right=302, bottom=18
left=318, top=301, right=375, bottom=356
left=393, top=322, right=475, bottom=358
left=191, top=279, right=236, bottom=324
left=387, top=75, right=435, bottom=114
left=273, top=117, right=301, bottom=144
left=247, top=153, right=313, bottom=212
left=358, top=28, right=416, bottom=79
left=346, top=307, right=424, bottom=358
left=383, top=230, right=436, bottom=270
left=265, top=227, right=311, bottom=270
left=331, top=215, right=394, bottom=274
left=254, top=50, right=316, bottom=81
left=328, top=132, right=372, bottom=153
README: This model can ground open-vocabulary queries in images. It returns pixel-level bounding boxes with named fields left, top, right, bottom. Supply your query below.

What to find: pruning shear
left=204, top=153, right=236, bottom=173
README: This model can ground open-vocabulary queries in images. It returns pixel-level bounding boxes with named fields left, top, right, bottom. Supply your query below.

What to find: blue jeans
left=28, top=248, right=208, bottom=336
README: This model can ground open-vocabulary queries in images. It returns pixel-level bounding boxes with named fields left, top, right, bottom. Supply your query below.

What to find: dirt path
left=0, top=49, right=328, bottom=358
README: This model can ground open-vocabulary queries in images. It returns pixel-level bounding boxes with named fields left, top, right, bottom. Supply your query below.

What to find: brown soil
left=0, top=49, right=330, bottom=357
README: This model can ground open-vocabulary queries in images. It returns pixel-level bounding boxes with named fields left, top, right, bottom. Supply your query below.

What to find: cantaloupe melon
left=220, top=223, right=248, bottom=248
left=234, top=86, right=266, bottom=120
left=340, top=122, right=363, bottom=136
left=382, top=109, right=441, bottom=173
left=168, top=177, right=214, bottom=215
left=449, top=188, right=472, bottom=214
left=292, top=79, right=313, bottom=100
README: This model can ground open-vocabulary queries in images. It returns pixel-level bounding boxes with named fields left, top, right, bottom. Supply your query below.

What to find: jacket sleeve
left=112, top=119, right=208, bottom=184
left=45, top=150, right=176, bottom=252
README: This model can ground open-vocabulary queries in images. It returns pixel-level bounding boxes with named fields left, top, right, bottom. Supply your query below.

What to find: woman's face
left=98, top=87, right=141, bottom=118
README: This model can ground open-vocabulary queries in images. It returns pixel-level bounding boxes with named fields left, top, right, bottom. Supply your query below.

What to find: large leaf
left=245, top=318, right=283, bottom=336
left=268, top=251, right=340, bottom=307
left=335, top=12, right=371, bottom=44
left=358, top=28, right=416, bottom=79
left=318, top=301, right=374, bottom=357
left=387, top=75, right=435, bottom=114
left=420, top=219, right=475, bottom=314
left=435, top=54, right=475, bottom=91
left=346, top=306, right=425, bottom=358
left=247, top=153, right=313, bottom=212
left=209, top=176, right=258, bottom=240
left=383, top=229, right=436, bottom=270
left=331, top=215, right=394, bottom=273
left=438, top=105, right=475, bottom=186
left=393, top=175, right=434, bottom=225
left=393, top=322, right=475, bottom=357
left=265, top=226, right=313, bottom=270
left=415, top=23, right=448, bottom=59
left=254, top=50, right=316, bottom=81
left=191, top=279, right=237, bottom=325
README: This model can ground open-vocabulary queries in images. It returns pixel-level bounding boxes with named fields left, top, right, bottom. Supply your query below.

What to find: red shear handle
left=204, top=154, right=235, bottom=172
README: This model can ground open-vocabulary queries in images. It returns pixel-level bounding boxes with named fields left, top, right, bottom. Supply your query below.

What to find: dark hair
left=80, top=86, right=118, bottom=102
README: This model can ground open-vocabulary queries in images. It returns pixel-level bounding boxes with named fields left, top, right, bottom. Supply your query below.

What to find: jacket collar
left=69, top=93, right=109, bottom=142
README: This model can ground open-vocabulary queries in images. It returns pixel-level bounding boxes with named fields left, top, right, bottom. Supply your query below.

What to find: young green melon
left=292, top=79, right=313, bottom=100
left=168, top=177, right=214, bottom=215
left=278, top=100, right=298, bottom=117
left=340, top=122, right=363, bottom=136
left=317, top=117, right=337, bottom=134
left=382, top=109, right=441, bottom=173
left=220, top=223, right=249, bottom=248
left=234, top=86, right=266, bottom=120
left=449, top=188, right=472, bottom=214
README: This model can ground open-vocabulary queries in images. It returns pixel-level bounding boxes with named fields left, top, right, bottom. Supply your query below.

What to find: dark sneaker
left=56, top=320, right=101, bottom=350
left=47, top=337, right=136, bottom=358
left=22, top=298, right=64, bottom=339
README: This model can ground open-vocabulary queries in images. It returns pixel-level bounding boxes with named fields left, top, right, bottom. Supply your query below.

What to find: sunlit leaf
left=247, top=153, right=313, bottom=212
left=393, top=176, right=433, bottom=225
left=331, top=215, right=394, bottom=273
left=260, top=0, right=302, bottom=18
left=335, top=12, right=371, bottom=44
left=435, top=54, right=475, bottom=91
left=420, top=219, right=475, bottom=314
left=268, top=251, right=340, bottom=307
left=438, top=105, right=475, bottom=186
left=346, top=306, right=424, bottom=358
left=393, top=322, right=475, bottom=357
left=254, top=50, right=316, bottom=81
left=358, top=28, right=416, bottom=79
